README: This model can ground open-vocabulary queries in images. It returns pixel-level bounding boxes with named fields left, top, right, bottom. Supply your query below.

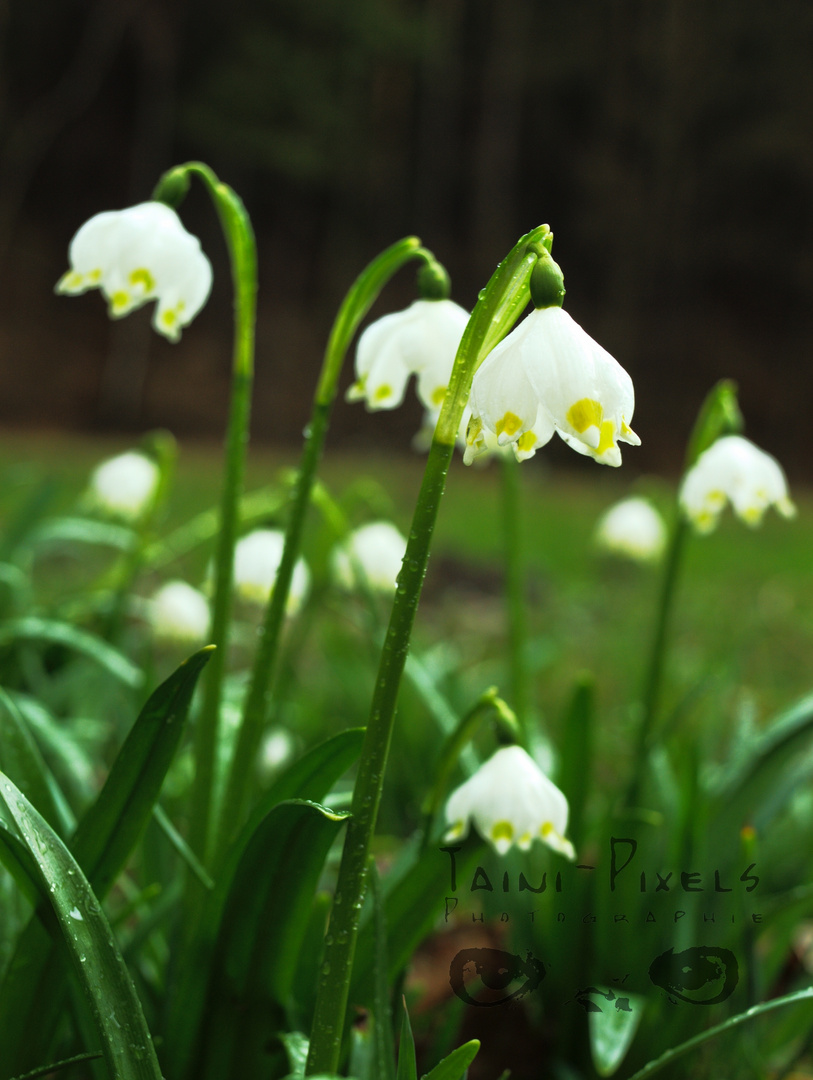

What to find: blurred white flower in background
left=149, top=581, right=210, bottom=644
left=594, top=496, right=667, bottom=561
left=87, top=451, right=159, bottom=521
left=233, top=529, right=310, bottom=614
left=331, top=521, right=407, bottom=592
left=465, top=306, right=639, bottom=466
left=679, top=435, right=796, bottom=534
left=444, top=744, right=575, bottom=859
left=258, top=727, right=295, bottom=779
left=346, top=299, right=469, bottom=412
left=56, top=201, right=212, bottom=342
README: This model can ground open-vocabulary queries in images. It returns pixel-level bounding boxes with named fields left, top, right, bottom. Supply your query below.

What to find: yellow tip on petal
left=129, top=267, right=155, bottom=293
left=567, top=398, right=603, bottom=436
left=491, top=820, right=514, bottom=847
left=496, top=411, right=523, bottom=438
left=373, top=383, right=393, bottom=402
left=431, top=385, right=447, bottom=407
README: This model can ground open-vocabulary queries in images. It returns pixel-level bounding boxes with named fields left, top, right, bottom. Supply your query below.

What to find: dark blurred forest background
left=1, top=0, right=812, bottom=477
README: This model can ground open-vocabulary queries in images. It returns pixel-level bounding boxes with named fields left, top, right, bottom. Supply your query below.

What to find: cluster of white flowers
left=594, top=496, right=667, bottom=561
left=87, top=450, right=159, bottom=521
left=444, top=745, right=575, bottom=859
left=331, top=521, right=407, bottom=593
left=679, top=435, right=796, bottom=533
left=233, top=529, right=310, bottom=614
left=56, top=201, right=212, bottom=342
left=348, top=255, right=639, bottom=469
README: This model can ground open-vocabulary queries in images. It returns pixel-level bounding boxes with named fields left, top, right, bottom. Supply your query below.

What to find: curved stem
left=213, top=238, right=434, bottom=864
left=306, top=224, right=550, bottom=1076
left=154, top=163, right=258, bottom=864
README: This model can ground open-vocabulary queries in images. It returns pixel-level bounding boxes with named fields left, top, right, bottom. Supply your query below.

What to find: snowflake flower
left=465, top=306, right=639, bottom=466
left=331, top=521, right=407, bottom=592
left=347, top=299, right=469, bottom=411
left=679, top=435, right=796, bottom=533
left=56, top=201, right=212, bottom=341
left=150, top=581, right=210, bottom=644
left=444, top=745, right=575, bottom=859
left=87, top=451, right=159, bottom=521
left=233, top=529, right=310, bottom=614
left=594, top=496, right=667, bottom=561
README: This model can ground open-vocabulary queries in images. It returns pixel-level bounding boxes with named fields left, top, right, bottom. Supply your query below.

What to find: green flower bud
left=529, top=249, right=565, bottom=309
left=152, top=167, right=191, bottom=209
left=417, top=257, right=451, bottom=301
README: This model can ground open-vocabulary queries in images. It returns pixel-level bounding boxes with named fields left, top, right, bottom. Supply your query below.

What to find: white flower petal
left=57, top=202, right=212, bottom=341
left=349, top=299, right=468, bottom=412
left=88, top=451, right=159, bottom=521
left=443, top=745, right=575, bottom=859
left=594, top=496, right=667, bottom=561
left=233, top=529, right=310, bottom=613
left=679, top=435, right=795, bottom=533
left=468, top=306, right=638, bottom=467
left=150, top=581, right=210, bottom=643
left=332, top=521, right=407, bottom=592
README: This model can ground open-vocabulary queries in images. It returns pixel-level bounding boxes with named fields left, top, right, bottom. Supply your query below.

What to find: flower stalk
left=306, top=224, right=552, bottom=1076
left=500, top=452, right=531, bottom=733
left=152, top=162, right=258, bottom=865
left=213, top=238, right=442, bottom=864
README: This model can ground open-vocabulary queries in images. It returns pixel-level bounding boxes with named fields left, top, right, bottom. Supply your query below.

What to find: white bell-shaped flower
left=150, top=581, right=210, bottom=643
left=233, top=529, right=310, bottom=614
left=465, top=306, right=639, bottom=466
left=444, top=745, right=575, bottom=859
left=594, top=496, right=667, bottom=561
left=56, top=201, right=213, bottom=342
left=679, top=434, right=796, bottom=533
left=331, top=521, right=407, bottom=592
left=88, top=451, right=159, bottom=521
left=347, top=298, right=469, bottom=412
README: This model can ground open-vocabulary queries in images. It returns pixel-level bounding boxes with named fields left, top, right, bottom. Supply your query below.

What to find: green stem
left=500, top=452, right=530, bottom=733
left=625, top=511, right=688, bottom=807
left=213, top=238, right=434, bottom=864
left=306, top=224, right=551, bottom=1076
left=154, top=162, right=258, bottom=864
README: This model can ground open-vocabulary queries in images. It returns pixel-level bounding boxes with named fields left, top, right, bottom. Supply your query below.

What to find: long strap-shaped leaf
left=166, top=727, right=364, bottom=1080
left=0, top=771, right=163, bottom=1080
left=0, top=647, right=213, bottom=1077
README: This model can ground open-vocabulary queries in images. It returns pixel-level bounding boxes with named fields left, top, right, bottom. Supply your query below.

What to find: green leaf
left=29, top=516, right=137, bottom=552
left=626, top=986, right=813, bottom=1080
left=709, top=691, right=813, bottom=836
left=0, top=617, right=143, bottom=688
left=189, top=800, right=350, bottom=1080
left=421, top=1039, right=481, bottom=1080
left=0, top=648, right=212, bottom=1077
left=588, top=993, right=644, bottom=1076
left=396, top=999, right=418, bottom=1080
left=0, top=771, right=164, bottom=1080
left=166, top=727, right=364, bottom=1080
left=0, top=687, right=74, bottom=837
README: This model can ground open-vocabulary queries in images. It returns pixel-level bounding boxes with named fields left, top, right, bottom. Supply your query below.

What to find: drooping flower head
left=594, top=496, right=667, bottom=561
left=679, top=434, right=796, bottom=533
left=347, top=298, right=469, bottom=412
left=444, top=745, right=575, bottom=859
left=331, top=521, right=407, bottom=592
left=56, top=201, right=213, bottom=341
left=87, top=450, right=160, bottom=521
left=233, top=529, right=310, bottom=614
left=149, top=580, right=210, bottom=644
left=465, top=248, right=639, bottom=466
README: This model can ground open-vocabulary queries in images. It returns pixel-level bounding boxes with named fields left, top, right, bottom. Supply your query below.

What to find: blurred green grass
left=2, top=429, right=811, bottom=790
